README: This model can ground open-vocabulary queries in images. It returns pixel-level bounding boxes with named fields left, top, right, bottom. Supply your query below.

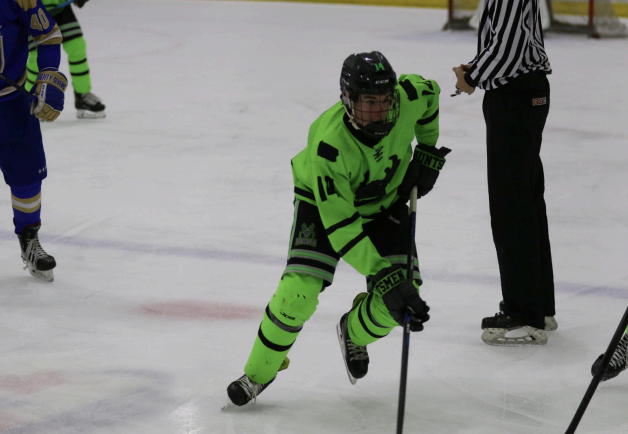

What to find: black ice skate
left=481, top=312, right=547, bottom=346
left=75, top=91, right=106, bottom=119
left=337, top=312, right=369, bottom=384
left=225, top=357, right=289, bottom=407
left=591, top=332, right=628, bottom=381
left=18, top=224, right=56, bottom=282
left=499, top=300, right=557, bottom=331
left=227, top=374, right=275, bottom=406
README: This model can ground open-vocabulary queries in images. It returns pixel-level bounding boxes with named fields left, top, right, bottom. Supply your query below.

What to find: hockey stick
left=396, top=185, right=418, bottom=434
left=50, top=0, right=77, bottom=12
left=564, top=306, right=628, bottom=434
left=0, top=72, right=36, bottom=102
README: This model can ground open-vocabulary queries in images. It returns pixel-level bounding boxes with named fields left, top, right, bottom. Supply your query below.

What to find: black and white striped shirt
left=464, top=0, right=552, bottom=91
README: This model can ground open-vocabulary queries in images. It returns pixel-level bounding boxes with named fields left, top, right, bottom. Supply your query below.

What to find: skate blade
left=336, top=322, right=358, bottom=385
left=221, top=399, right=237, bottom=411
left=27, top=266, right=54, bottom=282
left=481, top=326, right=547, bottom=346
left=77, top=109, right=106, bottom=119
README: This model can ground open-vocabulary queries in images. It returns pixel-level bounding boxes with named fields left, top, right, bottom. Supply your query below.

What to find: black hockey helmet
left=340, top=51, right=400, bottom=139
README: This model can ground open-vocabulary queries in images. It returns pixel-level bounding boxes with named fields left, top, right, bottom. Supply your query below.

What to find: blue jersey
left=0, top=0, right=62, bottom=100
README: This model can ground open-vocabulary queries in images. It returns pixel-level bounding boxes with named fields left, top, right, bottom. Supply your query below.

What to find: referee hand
left=452, top=64, right=475, bottom=95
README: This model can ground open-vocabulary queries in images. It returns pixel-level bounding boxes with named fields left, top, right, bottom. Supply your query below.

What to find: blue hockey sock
left=11, top=182, right=42, bottom=234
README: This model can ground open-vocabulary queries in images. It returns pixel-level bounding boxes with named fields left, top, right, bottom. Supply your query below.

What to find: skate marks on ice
left=139, top=300, right=260, bottom=321
left=403, top=372, right=627, bottom=434
left=0, top=229, right=284, bottom=266
left=214, top=370, right=628, bottom=434
left=0, top=369, right=178, bottom=434
left=2, top=224, right=627, bottom=302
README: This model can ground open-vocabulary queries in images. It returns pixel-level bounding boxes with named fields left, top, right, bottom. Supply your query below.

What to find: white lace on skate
left=608, top=333, right=628, bottom=370
left=482, top=325, right=548, bottom=347
left=234, top=375, right=265, bottom=405
left=22, top=237, right=53, bottom=282
left=347, top=341, right=368, bottom=361
left=336, top=319, right=368, bottom=385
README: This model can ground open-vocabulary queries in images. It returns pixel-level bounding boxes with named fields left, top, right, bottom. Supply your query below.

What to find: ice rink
left=1, top=0, right=628, bottom=432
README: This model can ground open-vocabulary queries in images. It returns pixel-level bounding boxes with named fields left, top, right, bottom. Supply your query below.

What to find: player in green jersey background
left=227, top=52, right=451, bottom=406
left=25, top=0, right=105, bottom=119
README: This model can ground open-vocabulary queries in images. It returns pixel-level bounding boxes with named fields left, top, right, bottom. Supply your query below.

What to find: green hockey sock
left=244, top=307, right=300, bottom=385
left=348, top=281, right=421, bottom=347
left=63, top=37, right=91, bottom=94
left=244, top=273, right=323, bottom=385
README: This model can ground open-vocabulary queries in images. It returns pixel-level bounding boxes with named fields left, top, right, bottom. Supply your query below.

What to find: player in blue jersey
left=0, top=0, right=68, bottom=282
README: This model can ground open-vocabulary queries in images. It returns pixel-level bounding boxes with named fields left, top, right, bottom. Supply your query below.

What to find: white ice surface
left=1, top=1, right=628, bottom=433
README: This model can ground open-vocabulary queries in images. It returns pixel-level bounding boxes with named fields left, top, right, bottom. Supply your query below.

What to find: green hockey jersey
left=291, top=74, right=440, bottom=278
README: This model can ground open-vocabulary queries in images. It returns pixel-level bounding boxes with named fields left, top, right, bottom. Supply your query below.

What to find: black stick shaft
left=0, top=72, right=34, bottom=99
left=50, top=0, right=77, bottom=12
left=397, top=186, right=418, bottom=434
left=564, top=306, right=628, bottom=434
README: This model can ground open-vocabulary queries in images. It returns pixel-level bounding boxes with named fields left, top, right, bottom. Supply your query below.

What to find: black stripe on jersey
left=326, top=212, right=360, bottom=236
left=61, top=33, right=84, bottom=43
left=27, top=67, right=39, bottom=76
left=71, top=70, right=90, bottom=77
left=317, top=177, right=327, bottom=202
left=324, top=176, right=336, bottom=196
left=69, top=58, right=88, bottom=66
left=265, top=305, right=303, bottom=333
left=337, top=232, right=367, bottom=257
left=287, top=256, right=337, bottom=276
left=489, top=2, right=525, bottom=82
left=294, top=187, right=315, bottom=201
left=361, top=208, right=386, bottom=221
left=358, top=303, right=388, bottom=339
left=471, top=0, right=550, bottom=90
left=317, top=141, right=339, bottom=162
left=354, top=196, right=381, bottom=207
left=258, top=327, right=293, bottom=352
left=417, top=108, right=439, bottom=126
left=422, top=90, right=435, bottom=96
left=474, top=1, right=513, bottom=82
left=399, top=79, right=418, bottom=101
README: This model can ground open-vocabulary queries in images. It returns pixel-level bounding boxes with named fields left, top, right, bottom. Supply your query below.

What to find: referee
left=453, top=0, right=555, bottom=346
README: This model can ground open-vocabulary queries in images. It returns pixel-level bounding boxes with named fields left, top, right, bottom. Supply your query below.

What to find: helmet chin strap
left=341, top=94, right=363, bottom=131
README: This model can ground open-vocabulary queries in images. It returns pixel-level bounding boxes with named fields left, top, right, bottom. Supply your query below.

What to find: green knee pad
left=63, top=37, right=91, bottom=94
left=348, top=281, right=421, bottom=347
left=268, top=273, right=323, bottom=326
left=245, top=273, right=323, bottom=384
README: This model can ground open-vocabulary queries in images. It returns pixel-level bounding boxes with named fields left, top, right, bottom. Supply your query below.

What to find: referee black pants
left=483, top=71, right=554, bottom=330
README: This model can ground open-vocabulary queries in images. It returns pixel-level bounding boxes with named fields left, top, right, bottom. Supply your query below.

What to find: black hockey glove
left=399, top=144, right=451, bottom=200
left=369, top=265, right=430, bottom=332
left=75, top=0, right=90, bottom=8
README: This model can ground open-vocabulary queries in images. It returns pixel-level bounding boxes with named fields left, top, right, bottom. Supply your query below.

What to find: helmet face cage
left=344, top=89, right=400, bottom=138
left=340, top=51, right=400, bottom=138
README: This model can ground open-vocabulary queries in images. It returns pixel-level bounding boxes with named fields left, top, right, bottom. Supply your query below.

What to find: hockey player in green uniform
left=226, top=52, right=451, bottom=406
left=25, top=0, right=105, bottom=119
left=591, top=327, right=628, bottom=381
